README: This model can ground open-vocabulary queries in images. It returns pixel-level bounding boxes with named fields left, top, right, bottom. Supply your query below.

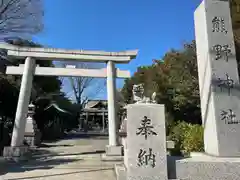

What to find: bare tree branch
left=60, top=61, right=106, bottom=108
left=69, top=76, right=79, bottom=103
left=0, top=0, right=43, bottom=40
left=0, top=0, right=4, bottom=7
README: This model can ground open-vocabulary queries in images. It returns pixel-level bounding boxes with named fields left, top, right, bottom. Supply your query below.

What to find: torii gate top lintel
left=0, top=43, right=138, bottom=63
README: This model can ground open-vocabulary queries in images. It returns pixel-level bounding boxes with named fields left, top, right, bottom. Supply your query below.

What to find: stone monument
left=195, top=0, right=240, bottom=157
left=24, top=103, right=41, bottom=147
left=126, top=104, right=167, bottom=180
left=116, top=84, right=174, bottom=180
left=176, top=0, right=240, bottom=179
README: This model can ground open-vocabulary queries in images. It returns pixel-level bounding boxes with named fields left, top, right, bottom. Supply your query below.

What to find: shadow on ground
left=0, top=148, right=81, bottom=176
left=0, top=132, right=109, bottom=177
left=63, top=133, right=108, bottom=140
left=37, top=144, right=74, bottom=148
left=41, top=132, right=108, bottom=144
left=0, top=147, right=107, bottom=176
left=4, top=168, right=113, bottom=180
left=30, top=148, right=105, bottom=158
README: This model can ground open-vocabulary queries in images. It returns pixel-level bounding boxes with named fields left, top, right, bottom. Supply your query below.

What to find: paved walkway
left=0, top=134, right=121, bottom=180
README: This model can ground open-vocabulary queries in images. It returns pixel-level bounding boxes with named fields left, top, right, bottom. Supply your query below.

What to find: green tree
left=122, top=41, right=201, bottom=126
left=231, top=0, right=240, bottom=41
left=34, top=92, right=78, bottom=140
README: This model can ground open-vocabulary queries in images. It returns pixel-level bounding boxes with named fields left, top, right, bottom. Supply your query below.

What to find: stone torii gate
left=0, top=43, right=138, bottom=157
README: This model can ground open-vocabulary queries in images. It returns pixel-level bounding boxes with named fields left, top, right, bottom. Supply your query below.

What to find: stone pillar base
left=3, top=146, right=29, bottom=161
left=105, top=145, right=123, bottom=156
left=115, top=164, right=127, bottom=180
left=24, top=131, right=42, bottom=147
left=24, top=135, right=36, bottom=147
left=176, top=153, right=240, bottom=180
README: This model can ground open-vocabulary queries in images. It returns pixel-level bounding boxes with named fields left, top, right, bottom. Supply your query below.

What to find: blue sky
left=33, top=0, right=201, bottom=100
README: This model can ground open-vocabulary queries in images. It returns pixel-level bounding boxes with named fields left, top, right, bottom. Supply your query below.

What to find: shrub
left=169, top=121, right=190, bottom=155
left=169, top=121, right=204, bottom=156
left=182, top=124, right=204, bottom=154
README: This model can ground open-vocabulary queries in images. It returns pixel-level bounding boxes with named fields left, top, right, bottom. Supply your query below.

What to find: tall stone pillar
left=11, top=57, right=36, bottom=147
left=194, top=0, right=240, bottom=157
left=107, top=61, right=117, bottom=145
left=106, top=61, right=122, bottom=156
left=175, top=2, right=240, bottom=179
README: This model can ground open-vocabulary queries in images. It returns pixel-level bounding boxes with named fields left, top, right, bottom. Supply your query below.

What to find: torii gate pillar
left=105, top=60, right=122, bottom=156
left=11, top=57, right=35, bottom=147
